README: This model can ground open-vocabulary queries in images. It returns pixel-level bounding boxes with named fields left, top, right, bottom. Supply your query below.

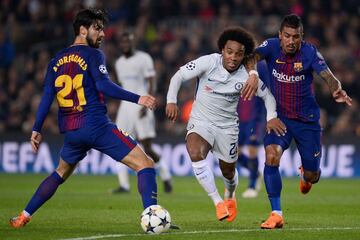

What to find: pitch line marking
left=59, top=227, right=360, bottom=240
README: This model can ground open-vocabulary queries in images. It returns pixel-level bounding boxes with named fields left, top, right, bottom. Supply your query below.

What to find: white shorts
left=186, top=118, right=239, bottom=163
left=116, top=102, right=156, bottom=140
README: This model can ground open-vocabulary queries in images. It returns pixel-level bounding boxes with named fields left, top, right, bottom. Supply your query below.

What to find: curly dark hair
left=73, top=8, right=108, bottom=36
left=217, top=26, right=256, bottom=57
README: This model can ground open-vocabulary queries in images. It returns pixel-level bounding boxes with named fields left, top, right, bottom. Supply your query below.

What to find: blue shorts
left=60, top=122, right=137, bottom=165
left=264, top=117, right=321, bottom=171
left=238, top=121, right=264, bottom=146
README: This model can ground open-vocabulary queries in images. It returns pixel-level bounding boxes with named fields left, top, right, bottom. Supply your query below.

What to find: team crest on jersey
left=99, top=65, right=108, bottom=74
left=185, top=62, right=196, bottom=70
left=259, top=40, right=268, bottom=48
left=293, top=62, right=303, bottom=72
left=235, top=82, right=243, bottom=91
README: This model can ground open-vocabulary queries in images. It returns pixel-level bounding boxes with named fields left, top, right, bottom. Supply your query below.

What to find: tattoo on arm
left=319, top=68, right=340, bottom=93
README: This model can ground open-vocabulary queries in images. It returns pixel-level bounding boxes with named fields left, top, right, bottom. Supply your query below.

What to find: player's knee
left=265, top=147, right=281, bottom=166
left=304, top=169, right=321, bottom=184
left=187, top=148, right=206, bottom=161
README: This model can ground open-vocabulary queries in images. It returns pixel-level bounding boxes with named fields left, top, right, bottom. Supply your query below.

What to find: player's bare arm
left=165, top=103, right=179, bottom=122
left=30, top=131, right=42, bottom=153
left=319, top=68, right=352, bottom=106
left=138, top=95, right=157, bottom=110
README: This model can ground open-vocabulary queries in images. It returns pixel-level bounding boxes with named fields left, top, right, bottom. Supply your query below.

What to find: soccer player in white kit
left=166, top=27, right=286, bottom=222
left=113, top=32, right=172, bottom=193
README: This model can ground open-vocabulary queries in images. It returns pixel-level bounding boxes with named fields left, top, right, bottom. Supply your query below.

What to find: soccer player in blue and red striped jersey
left=10, top=8, right=159, bottom=228
left=254, top=14, right=352, bottom=229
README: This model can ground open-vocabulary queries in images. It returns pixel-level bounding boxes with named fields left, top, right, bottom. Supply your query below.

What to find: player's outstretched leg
left=10, top=171, right=65, bottom=228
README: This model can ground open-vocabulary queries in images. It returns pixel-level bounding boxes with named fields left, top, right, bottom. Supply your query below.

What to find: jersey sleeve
left=256, top=78, right=277, bottom=121
left=91, top=50, right=140, bottom=103
left=178, top=55, right=213, bottom=80
left=255, top=39, right=273, bottom=59
left=142, top=53, right=156, bottom=78
left=309, top=47, right=329, bottom=75
left=89, top=49, right=111, bottom=82
left=32, top=62, right=56, bottom=132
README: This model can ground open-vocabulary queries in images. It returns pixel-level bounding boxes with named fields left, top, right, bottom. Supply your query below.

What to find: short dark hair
left=73, top=8, right=108, bottom=36
left=280, top=14, right=303, bottom=32
left=217, top=27, right=255, bottom=57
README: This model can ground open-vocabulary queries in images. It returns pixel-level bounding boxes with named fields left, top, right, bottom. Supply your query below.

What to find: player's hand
left=332, top=88, right=352, bottom=106
left=166, top=103, right=179, bottom=122
left=241, top=73, right=258, bottom=100
left=266, top=118, right=287, bottom=136
left=30, top=131, right=42, bottom=153
left=138, top=95, right=157, bottom=110
left=139, top=106, right=147, bottom=118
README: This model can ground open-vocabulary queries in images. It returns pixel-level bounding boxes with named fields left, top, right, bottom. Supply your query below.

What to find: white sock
left=192, top=160, right=223, bottom=205
left=117, top=163, right=130, bottom=190
left=223, top=168, right=238, bottom=199
left=272, top=210, right=283, bottom=216
left=22, top=210, right=31, bottom=217
left=155, top=160, right=171, bottom=181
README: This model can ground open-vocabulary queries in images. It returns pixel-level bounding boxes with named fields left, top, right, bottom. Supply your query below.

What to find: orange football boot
left=299, top=166, right=312, bottom=194
left=215, top=202, right=229, bottom=221
left=260, top=212, right=284, bottom=229
left=224, top=197, right=237, bottom=222
left=9, top=212, right=31, bottom=228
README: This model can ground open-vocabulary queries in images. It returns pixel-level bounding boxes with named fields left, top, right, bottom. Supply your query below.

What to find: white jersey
left=167, top=53, right=276, bottom=128
left=114, top=50, right=155, bottom=95
left=114, top=50, right=156, bottom=139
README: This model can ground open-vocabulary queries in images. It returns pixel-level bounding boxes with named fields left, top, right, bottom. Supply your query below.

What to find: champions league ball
left=140, top=205, right=171, bottom=234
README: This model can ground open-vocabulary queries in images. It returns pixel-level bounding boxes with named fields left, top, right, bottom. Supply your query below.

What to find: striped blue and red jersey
left=33, top=45, right=111, bottom=133
left=255, top=38, right=328, bottom=122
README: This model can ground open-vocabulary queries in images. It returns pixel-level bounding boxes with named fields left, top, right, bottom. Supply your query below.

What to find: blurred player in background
left=10, top=8, right=159, bottom=228
left=166, top=27, right=286, bottom=222
left=113, top=32, right=172, bottom=194
left=254, top=14, right=352, bottom=229
left=237, top=60, right=269, bottom=198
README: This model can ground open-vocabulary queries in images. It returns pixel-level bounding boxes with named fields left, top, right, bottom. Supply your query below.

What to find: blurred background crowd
left=0, top=0, right=359, bottom=137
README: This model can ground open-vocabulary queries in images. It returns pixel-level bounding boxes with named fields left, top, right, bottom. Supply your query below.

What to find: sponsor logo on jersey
left=99, top=65, right=108, bottom=74
left=294, top=62, right=303, bottom=72
left=272, top=69, right=305, bottom=83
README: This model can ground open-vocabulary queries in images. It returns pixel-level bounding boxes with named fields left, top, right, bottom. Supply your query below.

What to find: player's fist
left=166, top=103, right=179, bottom=122
left=138, top=95, right=157, bottom=110
left=30, top=131, right=42, bottom=153
left=266, top=118, right=287, bottom=136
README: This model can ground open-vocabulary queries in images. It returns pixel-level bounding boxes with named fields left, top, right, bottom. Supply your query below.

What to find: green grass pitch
left=1, top=173, right=360, bottom=240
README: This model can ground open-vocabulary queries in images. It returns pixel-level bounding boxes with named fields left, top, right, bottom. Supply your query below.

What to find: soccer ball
left=140, top=205, right=171, bottom=234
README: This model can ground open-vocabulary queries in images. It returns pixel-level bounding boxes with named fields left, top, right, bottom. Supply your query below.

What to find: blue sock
left=248, top=157, right=259, bottom=189
left=25, top=171, right=64, bottom=215
left=264, top=164, right=282, bottom=211
left=137, top=168, right=157, bottom=209
left=237, top=153, right=249, bottom=168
